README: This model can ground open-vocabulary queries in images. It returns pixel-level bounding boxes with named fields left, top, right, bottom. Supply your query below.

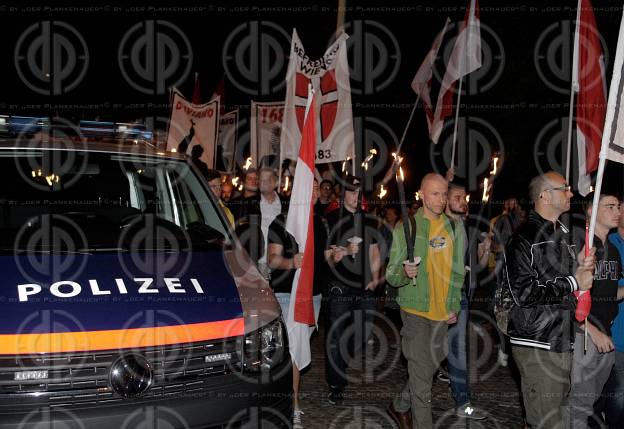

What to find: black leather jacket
left=503, top=211, right=579, bottom=352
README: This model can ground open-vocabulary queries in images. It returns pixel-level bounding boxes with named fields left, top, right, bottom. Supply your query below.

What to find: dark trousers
left=324, top=283, right=376, bottom=390
left=604, top=351, right=624, bottom=427
left=448, top=291, right=471, bottom=407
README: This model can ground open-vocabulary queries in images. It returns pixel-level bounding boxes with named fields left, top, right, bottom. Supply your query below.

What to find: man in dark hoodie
left=565, top=192, right=623, bottom=429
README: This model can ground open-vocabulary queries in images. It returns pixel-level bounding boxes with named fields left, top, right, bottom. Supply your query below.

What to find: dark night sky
left=1, top=0, right=623, bottom=210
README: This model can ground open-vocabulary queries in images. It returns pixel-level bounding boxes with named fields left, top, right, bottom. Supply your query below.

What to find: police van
left=0, top=138, right=292, bottom=428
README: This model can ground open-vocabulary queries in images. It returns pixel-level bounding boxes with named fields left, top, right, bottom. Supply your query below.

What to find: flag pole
left=565, top=0, right=582, bottom=183
left=450, top=76, right=464, bottom=169
left=564, top=96, right=575, bottom=183
left=378, top=94, right=421, bottom=187
left=396, top=94, right=421, bottom=156
left=336, top=0, right=346, bottom=38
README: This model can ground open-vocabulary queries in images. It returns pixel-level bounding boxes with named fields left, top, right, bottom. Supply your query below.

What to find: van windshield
left=0, top=149, right=230, bottom=253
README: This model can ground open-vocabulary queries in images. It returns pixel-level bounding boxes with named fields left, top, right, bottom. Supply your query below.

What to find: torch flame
left=362, top=149, right=378, bottom=169
left=378, top=185, right=387, bottom=199
left=243, top=157, right=252, bottom=171
left=342, top=156, right=351, bottom=173
left=490, top=156, right=499, bottom=176
left=283, top=175, right=290, bottom=192
left=482, top=177, right=490, bottom=203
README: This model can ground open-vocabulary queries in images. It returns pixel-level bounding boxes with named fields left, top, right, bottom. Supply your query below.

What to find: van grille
left=0, top=336, right=242, bottom=408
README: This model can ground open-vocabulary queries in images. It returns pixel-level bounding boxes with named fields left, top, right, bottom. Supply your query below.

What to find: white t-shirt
left=259, top=191, right=282, bottom=265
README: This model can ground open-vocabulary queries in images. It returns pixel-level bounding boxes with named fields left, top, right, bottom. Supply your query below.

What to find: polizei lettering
left=16, top=278, right=208, bottom=302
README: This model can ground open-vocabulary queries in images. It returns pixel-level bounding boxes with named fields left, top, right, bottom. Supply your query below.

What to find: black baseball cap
left=343, top=175, right=362, bottom=191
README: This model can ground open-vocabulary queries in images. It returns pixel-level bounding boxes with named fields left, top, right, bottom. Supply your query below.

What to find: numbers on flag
left=316, top=149, right=332, bottom=160
left=260, top=107, right=284, bottom=124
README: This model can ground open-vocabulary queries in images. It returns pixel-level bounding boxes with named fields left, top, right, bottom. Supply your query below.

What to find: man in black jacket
left=503, top=171, right=595, bottom=429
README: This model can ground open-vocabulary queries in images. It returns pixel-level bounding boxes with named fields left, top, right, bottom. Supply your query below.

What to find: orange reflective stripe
left=0, top=318, right=245, bottom=355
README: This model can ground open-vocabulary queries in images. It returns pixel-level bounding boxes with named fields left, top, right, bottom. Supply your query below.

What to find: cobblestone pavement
left=296, top=309, right=525, bottom=429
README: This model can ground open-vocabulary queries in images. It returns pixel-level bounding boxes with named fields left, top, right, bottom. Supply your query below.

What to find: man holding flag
left=564, top=192, right=622, bottom=428
left=268, top=88, right=325, bottom=428
left=575, top=7, right=624, bottom=428
left=502, top=171, right=595, bottom=429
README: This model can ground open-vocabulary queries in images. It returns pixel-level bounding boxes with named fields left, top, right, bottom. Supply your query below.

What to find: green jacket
left=386, top=208, right=465, bottom=314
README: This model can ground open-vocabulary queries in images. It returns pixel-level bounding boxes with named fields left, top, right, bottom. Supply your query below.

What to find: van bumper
left=0, top=359, right=293, bottom=429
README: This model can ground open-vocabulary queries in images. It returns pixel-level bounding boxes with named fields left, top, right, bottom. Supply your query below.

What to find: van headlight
left=242, top=318, right=288, bottom=373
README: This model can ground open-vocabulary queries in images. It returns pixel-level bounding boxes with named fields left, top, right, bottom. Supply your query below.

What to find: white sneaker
left=456, top=403, right=487, bottom=420
left=498, top=348, right=508, bottom=367
left=293, top=408, right=304, bottom=429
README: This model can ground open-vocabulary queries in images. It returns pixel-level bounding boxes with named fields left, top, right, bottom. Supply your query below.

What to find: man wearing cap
left=385, top=172, right=465, bottom=429
left=324, top=175, right=381, bottom=405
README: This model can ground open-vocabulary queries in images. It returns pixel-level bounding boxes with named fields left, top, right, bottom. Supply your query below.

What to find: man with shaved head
left=500, top=171, right=595, bottom=429
left=386, top=172, right=466, bottom=429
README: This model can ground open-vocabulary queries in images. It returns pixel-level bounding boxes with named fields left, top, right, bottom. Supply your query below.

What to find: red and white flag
left=430, top=0, right=481, bottom=144
left=285, top=87, right=317, bottom=370
left=574, top=0, right=607, bottom=196
left=280, top=29, right=354, bottom=164
left=412, top=18, right=451, bottom=135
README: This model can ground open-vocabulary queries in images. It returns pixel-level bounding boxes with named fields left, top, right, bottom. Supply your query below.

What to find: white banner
left=166, top=89, right=219, bottom=168
left=251, top=101, right=284, bottom=167
left=280, top=29, right=355, bottom=164
left=216, top=110, right=239, bottom=172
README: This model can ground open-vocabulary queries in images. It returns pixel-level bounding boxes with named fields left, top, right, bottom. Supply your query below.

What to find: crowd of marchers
left=197, top=159, right=624, bottom=429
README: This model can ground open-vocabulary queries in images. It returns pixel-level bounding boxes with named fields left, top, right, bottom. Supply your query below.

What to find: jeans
left=448, top=292, right=470, bottom=407
left=565, top=332, right=615, bottom=429
left=605, top=351, right=624, bottom=427
left=324, top=283, right=376, bottom=390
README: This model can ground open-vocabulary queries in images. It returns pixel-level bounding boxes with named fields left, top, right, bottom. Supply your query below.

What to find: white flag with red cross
left=280, top=29, right=354, bottom=164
